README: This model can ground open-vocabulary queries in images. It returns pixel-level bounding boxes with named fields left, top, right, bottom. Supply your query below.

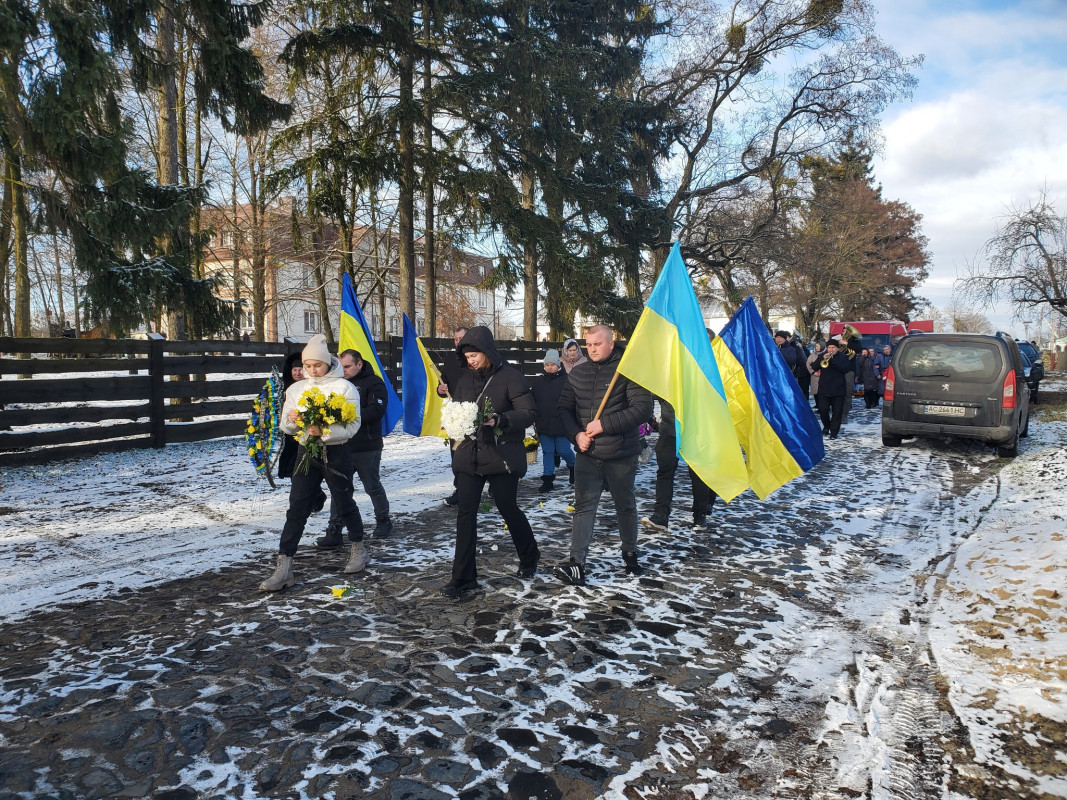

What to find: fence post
left=148, top=334, right=166, bottom=448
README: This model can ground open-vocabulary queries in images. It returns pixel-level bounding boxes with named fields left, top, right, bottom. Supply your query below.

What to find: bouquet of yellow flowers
left=292, top=386, right=357, bottom=474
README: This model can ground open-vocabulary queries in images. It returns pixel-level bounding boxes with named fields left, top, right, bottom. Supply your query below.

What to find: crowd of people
left=774, top=330, right=893, bottom=439
left=260, top=324, right=890, bottom=596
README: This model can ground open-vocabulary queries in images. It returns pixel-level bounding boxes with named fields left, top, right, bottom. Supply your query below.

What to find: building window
left=416, top=281, right=426, bottom=301
left=478, top=290, right=488, bottom=309
left=443, top=259, right=451, bottom=271
left=417, top=317, right=425, bottom=336
left=304, top=309, right=321, bottom=333
left=222, top=230, right=235, bottom=247
left=390, top=316, right=400, bottom=336
left=302, top=265, right=315, bottom=289
left=241, top=310, right=254, bottom=329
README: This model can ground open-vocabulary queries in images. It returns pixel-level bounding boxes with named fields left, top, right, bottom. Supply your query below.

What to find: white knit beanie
left=302, top=334, right=332, bottom=366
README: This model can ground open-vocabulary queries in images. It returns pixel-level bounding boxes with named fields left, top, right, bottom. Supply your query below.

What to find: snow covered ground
left=0, top=382, right=1064, bottom=798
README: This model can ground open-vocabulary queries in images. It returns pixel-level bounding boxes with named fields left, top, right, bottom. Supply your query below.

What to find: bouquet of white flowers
left=440, top=399, right=479, bottom=441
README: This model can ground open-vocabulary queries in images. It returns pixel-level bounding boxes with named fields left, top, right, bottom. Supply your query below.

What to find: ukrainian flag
left=717, top=297, right=824, bottom=495
left=340, top=272, right=403, bottom=436
left=617, top=243, right=749, bottom=501
left=401, top=314, right=447, bottom=438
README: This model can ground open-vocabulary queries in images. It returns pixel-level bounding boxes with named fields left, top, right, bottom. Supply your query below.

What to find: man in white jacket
left=260, top=334, right=366, bottom=590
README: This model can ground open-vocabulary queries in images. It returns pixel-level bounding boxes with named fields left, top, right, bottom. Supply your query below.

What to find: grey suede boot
left=259, top=554, right=295, bottom=591
left=344, top=541, right=369, bottom=574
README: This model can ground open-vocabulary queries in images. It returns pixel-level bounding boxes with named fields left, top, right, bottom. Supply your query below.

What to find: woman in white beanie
left=260, top=334, right=367, bottom=591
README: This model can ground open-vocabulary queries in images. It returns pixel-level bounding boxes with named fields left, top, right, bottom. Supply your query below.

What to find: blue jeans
left=540, top=435, right=575, bottom=476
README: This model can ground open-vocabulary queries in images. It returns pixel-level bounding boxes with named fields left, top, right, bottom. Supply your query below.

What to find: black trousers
left=653, top=427, right=717, bottom=519
left=864, top=389, right=880, bottom=408
left=816, top=394, right=845, bottom=436
left=279, top=444, right=364, bottom=556
left=452, top=472, right=539, bottom=583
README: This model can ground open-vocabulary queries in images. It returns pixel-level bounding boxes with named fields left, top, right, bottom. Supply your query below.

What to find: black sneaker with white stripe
left=552, top=560, right=586, bottom=586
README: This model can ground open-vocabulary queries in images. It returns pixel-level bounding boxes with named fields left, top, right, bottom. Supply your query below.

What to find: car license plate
left=924, top=405, right=967, bottom=416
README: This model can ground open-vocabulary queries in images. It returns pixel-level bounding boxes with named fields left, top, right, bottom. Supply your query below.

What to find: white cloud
left=868, top=0, right=1067, bottom=333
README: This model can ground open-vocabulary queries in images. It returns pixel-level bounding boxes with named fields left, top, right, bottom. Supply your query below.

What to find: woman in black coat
left=443, top=326, right=540, bottom=597
left=813, top=339, right=854, bottom=439
left=277, top=352, right=304, bottom=479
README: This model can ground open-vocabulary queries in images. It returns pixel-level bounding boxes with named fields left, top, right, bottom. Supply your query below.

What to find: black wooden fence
left=0, top=335, right=573, bottom=466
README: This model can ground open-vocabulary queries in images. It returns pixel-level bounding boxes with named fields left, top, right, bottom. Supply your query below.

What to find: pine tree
left=0, top=0, right=288, bottom=337
left=435, top=0, right=670, bottom=337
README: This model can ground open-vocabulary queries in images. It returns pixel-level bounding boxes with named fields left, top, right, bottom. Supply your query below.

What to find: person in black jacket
left=437, top=326, right=468, bottom=506
left=642, top=399, right=718, bottom=532
left=277, top=352, right=327, bottom=513
left=317, top=349, right=394, bottom=548
left=529, top=349, right=575, bottom=492
left=442, top=326, right=540, bottom=597
left=554, top=325, right=653, bottom=586
left=814, top=339, right=854, bottom=439
left=437, top=326, right=468, bottom=397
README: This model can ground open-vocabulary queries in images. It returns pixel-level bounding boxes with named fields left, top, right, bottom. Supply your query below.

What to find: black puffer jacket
left=814, top=351, right=853, bottom=398
left=529, top=370, right=569, bottom=437
left=558, top=343, right=653, bottom=460
left=277, top=351, right=303, bottom=478
left=347, top=359, right=388, bottom=452
left=451, top=326, right=536, bottom=477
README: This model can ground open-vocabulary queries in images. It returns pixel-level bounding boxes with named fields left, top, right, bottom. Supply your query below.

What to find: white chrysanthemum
left=440, top=399, right=479, bottom=440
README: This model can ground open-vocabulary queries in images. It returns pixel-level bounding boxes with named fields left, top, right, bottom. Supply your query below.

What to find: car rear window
left=896, top=340, right=1004, bottom=382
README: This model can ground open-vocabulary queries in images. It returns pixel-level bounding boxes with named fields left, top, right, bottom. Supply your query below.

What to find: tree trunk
left=10, top=157, right=30, bottom=337
left=397, top=10, right=417, bottom=325
left=158, top=0, right=184, bottom=341
left=231, top=175, right=241, bottom=339
left=247, top=136, right=267, bottom=342
left=0, top=169, right=11, bottom=336
left=520, top=171, right=537, bottom=340
left=422, top=3, right=436, bottom=337
left=52, top=231, right=65, bottom=327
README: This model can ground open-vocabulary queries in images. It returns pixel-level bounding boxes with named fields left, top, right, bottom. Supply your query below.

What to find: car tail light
left=1002, top=370, right=1016, bottom=409
left=883, top=366, right=895, bottom=402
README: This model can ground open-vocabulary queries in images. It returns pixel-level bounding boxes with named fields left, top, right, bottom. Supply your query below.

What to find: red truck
left=828, top=319, right=933, bottom=352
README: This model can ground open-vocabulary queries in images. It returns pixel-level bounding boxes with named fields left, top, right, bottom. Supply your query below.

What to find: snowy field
left=0, top=384, right=1065, bottom=798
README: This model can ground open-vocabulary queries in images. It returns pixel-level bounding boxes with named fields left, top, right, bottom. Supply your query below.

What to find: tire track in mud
left=619, top=422, right=981, bottom=800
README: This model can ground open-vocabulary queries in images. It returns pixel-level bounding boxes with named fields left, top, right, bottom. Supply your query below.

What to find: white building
left=201, top=203, right=499, bottom=342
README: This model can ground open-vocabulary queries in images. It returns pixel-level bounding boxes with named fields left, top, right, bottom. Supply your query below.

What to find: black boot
left=568, top=465, right=574, bottom=485
left=622, top=551, right=643, bottom=576
left=537, top=476, right=554, bottom=493
left=316, top=521, right=344, bottom=550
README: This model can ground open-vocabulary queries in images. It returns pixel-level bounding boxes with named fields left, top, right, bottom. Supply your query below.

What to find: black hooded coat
left=450, top=326, right=535, bottom=477
left=277, top=352, right=303, bottom=478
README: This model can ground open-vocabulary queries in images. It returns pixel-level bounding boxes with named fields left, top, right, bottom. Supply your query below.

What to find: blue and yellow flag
left=340, top=272, right=402, bottom=436
left=617, top=243, right=750, bottom=501
left=401, top=314, right=448, bottom=438
left=717, top=297, right=824, bottom=494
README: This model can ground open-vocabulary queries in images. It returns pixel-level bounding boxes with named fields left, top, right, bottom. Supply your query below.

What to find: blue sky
left=870, top=0, right=1067, bottom=338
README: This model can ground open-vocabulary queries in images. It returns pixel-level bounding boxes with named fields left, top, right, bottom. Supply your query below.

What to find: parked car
left=1016, top=339, right=1044, bottom=401
left=881, top=332, right=1030, bottom=457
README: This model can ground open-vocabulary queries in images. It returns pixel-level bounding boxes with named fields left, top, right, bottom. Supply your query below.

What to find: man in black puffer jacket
left=317, top=349, right=393, bottom=546
left=555, top=324, right=653, bottom=585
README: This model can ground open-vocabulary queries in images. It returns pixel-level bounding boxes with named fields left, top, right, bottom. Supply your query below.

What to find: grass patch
left=1034, top=389, right=1067, bottom=420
